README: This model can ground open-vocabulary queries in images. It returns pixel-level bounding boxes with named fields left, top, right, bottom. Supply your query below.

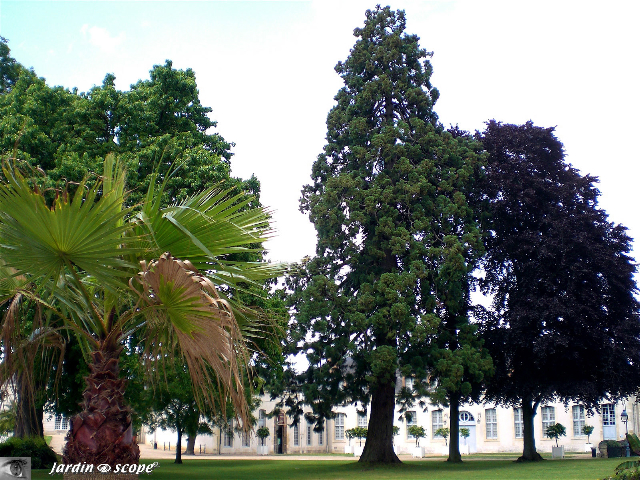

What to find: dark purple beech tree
left=477, top=121, right=640, bottom=462
left=287, top=7, right=485, bottom=463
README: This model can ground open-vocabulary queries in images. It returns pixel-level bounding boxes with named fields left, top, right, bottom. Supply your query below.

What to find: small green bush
left=0, top=436, right=58, bottom=469
left=601, top=460, right=640, bottom=480
left=545, top=423, right=567, bottom=447
left=256, top=426, right=270, bottom=446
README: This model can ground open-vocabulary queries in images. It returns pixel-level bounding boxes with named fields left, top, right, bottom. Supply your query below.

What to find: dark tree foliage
left=289, top=6, right=485, bottom=463
left=478, top=120, right=640, bottom=461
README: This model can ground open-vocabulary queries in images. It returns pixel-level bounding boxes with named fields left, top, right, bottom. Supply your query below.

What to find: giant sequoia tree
left=478, top=121, right=640, bottom=461
left=290, top=7, right=485, bottom=463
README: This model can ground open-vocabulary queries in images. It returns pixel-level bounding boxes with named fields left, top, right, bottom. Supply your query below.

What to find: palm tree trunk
left=63, top=343, right=139, bottom=467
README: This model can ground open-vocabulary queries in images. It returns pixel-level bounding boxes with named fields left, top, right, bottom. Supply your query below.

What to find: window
left=54, top=415, right=69, bottom=430
left=432, top=410, right=443, bottom=435
left=514, top=408, right=524, bottom=439
left=258, top=409, right=267, bottom=428
left=224, top=424, right=234, bottom=448
left=358, top=413, right=368, bottom=428
left=318, top=428, right=324, bottom=446
left=335, top=413, right=345, bottom=440
left=405, top=377, right=414, bottom=391
left=603, top=404, right=616, bottom=426
left=406, top=411, right=417, bottom=438
left=541, top=406, right=555, bottom=434
left=307, top=423, right=312, bottom=446
left=486, top=408, right=497, bottom=439
left=459, top=411, right=474, bottom=423
left=573, top=405, right=585, bottom=436
left=294, top=424, right=299, bottom=446
left=242, top=431, right=250, bottom=447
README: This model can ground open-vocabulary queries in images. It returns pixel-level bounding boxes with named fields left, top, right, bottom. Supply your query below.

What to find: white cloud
left=80, top=24, right=125, bottom=54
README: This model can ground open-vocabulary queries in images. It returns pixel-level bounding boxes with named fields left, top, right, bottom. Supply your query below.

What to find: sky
left=0, top=0, right=638, bottom=272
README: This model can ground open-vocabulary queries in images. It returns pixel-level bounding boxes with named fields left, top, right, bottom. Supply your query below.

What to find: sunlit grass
left=33, top=456, right=624, bottom=480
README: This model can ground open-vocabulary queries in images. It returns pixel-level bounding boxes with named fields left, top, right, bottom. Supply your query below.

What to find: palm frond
left=134, top=185, right=283, bottom=287
left=0, top=165, right=139, bottom=294
left=132, top=253, right=251, bottom=425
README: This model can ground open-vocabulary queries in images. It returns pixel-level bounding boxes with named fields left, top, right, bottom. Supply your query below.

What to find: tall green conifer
left=290, top=7, right=486, bottom=463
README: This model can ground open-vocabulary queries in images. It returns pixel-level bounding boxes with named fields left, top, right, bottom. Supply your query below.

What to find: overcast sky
left=1, top=0, right=638, bottom=274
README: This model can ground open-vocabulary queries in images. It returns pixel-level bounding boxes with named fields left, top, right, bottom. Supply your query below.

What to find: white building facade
left=133, top=383, right=639, bottom=456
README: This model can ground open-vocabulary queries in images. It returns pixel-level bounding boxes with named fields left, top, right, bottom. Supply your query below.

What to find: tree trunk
left=185, top=435, right=196, bottom=455
left=447, top=394, right=462, bottom=463
left=518, top=396, right=543, bottom=462
left=14, top=373, right=44, bottom=438
left=63, top=344, right=139, bottom=467
left=359, top=381, right=400, bottom=463
left=175, top=427, right=182, bottom=464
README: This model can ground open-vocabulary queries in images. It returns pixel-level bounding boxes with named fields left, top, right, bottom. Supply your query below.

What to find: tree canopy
left=288, top=6, right=486, bottom=463
left=0, top=38, right=284, bottom=445
left=478, top=120, right=640, bottom=461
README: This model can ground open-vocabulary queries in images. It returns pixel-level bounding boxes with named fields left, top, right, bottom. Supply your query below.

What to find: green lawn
left=32, top=457, right=624, bottom=480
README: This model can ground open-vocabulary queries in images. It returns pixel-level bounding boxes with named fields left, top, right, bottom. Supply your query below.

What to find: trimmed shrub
left=0, top=436, right=58, bottom=469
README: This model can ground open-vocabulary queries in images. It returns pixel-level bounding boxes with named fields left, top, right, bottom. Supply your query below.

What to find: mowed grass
left=32, top=457, right=624, bottom=480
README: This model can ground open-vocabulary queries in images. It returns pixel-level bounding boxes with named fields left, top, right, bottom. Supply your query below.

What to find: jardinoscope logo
left=48, top=462, right=159, bottom=475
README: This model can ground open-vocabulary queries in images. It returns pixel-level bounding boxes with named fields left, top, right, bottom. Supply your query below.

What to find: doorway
left=458, top=411, right=477, bottom=453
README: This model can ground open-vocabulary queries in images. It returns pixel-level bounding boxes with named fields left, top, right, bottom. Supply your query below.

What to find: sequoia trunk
left=359, top=381, right=400, bottom=463
left=63, top=344, right=139, bottom=467
left=518, top=396, right=543, bottom=462
left=448, top=394, right=462, bottom=463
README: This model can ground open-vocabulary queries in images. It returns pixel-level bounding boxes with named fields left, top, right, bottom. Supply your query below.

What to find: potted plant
left=256, top=426, right=270, bottom=455
left=408, top=425, right=426, bottom=458
left=345, top=428, right=355, bottom=454
left=545, top=423, right=566, bottom=458
left=435, top=427, right=450, bottom=456
left=583, top=425, right=595, bottom=453
left=459, top=427, right=470, bottom=455
left=352, top=427, right=367, bottom=457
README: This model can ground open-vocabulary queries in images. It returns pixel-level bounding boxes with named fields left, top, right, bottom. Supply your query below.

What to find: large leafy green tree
left=0, top=41, right=276, bottom=440
left=289, top=7, right=485, bottom=463
left=0, top=155, right=283, bottom=466
left=478, top=121, right=640, bottom=462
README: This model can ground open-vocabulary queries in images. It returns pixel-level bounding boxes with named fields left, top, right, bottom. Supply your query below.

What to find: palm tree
left=0, top=155, right=283, bottom=466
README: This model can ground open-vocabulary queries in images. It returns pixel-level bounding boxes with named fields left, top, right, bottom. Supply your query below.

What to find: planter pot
left=551, top=446, right=564, bottom=459
left=412, top=446, right=425, bottom=458
left=257, top=445, right=269, bottom=455
left=344, top=445, right=353, bottom=454
left=584, top=443, right=593, bottom=453
left=353, top=445, right=364, bottom=457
